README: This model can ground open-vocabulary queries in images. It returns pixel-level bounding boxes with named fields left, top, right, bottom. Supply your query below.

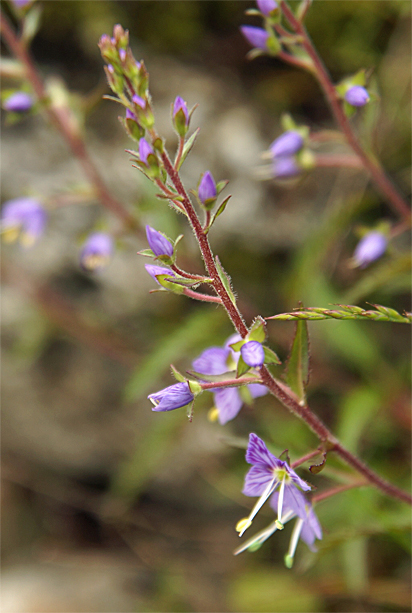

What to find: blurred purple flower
left=241, top=341, right=265, bottom=368
left=132, top=94, right=146, bottom=108
left=192, top=335, right=267, bottom=424
left=270, top=131, right=304, bottom=158
left=1, top=197, right=46, bottom=247
left=240, top=26, right=269, bottom=50
left=198, top=171, right=217, bottom=205
left=126, top=109, right=137, bottom=121
left=3, top=91, right=33, bottom=113
left=344, top=85, right=370, bottom=107
left=148, top=382, right=194, bottom=412
left=146, top=225, right=174, bottom=257
left=273, top=156, right=300, bottom=178
left=119, top=48, right=126, bottom=62
left=80, top=232, right=113, bottom=271
left=139, top=138, right=154, bottom=165
left=145, top=264, right=175, bottom=284
left=257, top=0, right=278, bottom=16
left=353, top=231, right=387, bottom=268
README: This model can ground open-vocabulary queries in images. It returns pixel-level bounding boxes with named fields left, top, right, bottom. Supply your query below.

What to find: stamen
left=284, top=517, right=304, bottom=569
left=207, top=407, right=219, bottom=422
left=237, top=477, right=278, bottom=537
left=234, top=509, right=295, bottom=556
left=2, top=225, right=20, bottom=244
left=277, top=476, right=286, bottom=525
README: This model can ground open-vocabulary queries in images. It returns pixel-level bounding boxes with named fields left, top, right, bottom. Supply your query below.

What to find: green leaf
left=176, top=128, right=200, bottom=171
left=170, top=364, right=187, bottom=382
left=285, top=320, right=309, bottom=404
left=215, top=256, right=236, bottom=306
left=229, top=340, right=244, bottom=352
left=263, top=346, right=281, bottom=365
left=248, top=316, right=266, bottom=342
left=206, top=195, right=232, bottom=233
left=137, top=248, right=155, bottom=258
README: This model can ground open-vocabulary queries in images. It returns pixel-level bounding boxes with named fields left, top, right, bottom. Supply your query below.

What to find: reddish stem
left=279, top=0, right=411, bottom=222
left=200, top=377, right=260, bottom=390
left=183, top=288, right=222, bottom=304
left=171, top=264, right=210, bottom=281
left=0, top=12, right=136, bottom=229
left=291, top=449, right=322, bottom=469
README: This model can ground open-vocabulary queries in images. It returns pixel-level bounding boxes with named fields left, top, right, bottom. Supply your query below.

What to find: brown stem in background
left=315, top=154, right=364, bottom=169
left=0, top=12, right=137, bottom=230
left=279, top=0, right=411, bottom=222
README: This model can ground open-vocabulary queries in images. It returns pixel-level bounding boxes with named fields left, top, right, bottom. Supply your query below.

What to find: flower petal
left=148, top=382, right=194, bottom=412
left=247, top=383, right=268, bottom=399
left=213, top=387, right=243, bottom=424
left=192, top=346, right=229, bottom=376
left=245, top=433, right=279, bottom=468
left=270, top=484, right=307, bottom=520
left=243, top=465, right=277, bottom=497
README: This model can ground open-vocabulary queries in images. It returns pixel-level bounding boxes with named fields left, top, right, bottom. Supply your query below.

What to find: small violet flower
left=1, top=197, right=46, bottom=247
left=273, top=156, right=301, bottom=179
left=237, top=433, right=311, bottom=537
left=126, top=109, right=137, bottom=121
left=132, top=94, right=146, bottom=109
left=353, top=231, right=387, bottom=268
left=198, top=171, right=217, bottom=205
left=3, top=91, right=33, bottom=113
left=80, top=232, right=113, bottom=272
left=344, top=85, right=370, bottom=107
left=139, top=138, right=154, bottom=166
left=148, top=382, right=194, bottom=412
left=240, top=26, right=269, bottom=51
left=270, top=131, right=304, bottom=159
left=192, top=335, right=267, bottom=424
left=173, top=96, right=189, bottom=125
left=257, top=0, right=278, bottom=17
left=146, top=225, right=174, bottom=258
left=241, top=341, right=265, bottom=368
left=145, top=264, right=175, bottom=285
left=119, top=48, right=126, bottom=62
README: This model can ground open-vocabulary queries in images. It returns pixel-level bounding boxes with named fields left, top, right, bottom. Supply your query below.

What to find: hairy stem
left=279, top=0, right=411, bottom=222
left=0, top=12, right=136, bottom=229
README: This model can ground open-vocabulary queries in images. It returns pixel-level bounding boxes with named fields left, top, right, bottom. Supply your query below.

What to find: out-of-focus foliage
left=1, top=1, right=410, bottom=612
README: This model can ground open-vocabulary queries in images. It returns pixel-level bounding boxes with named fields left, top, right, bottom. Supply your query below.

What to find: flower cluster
left=235, top=434, right=322, bottom=567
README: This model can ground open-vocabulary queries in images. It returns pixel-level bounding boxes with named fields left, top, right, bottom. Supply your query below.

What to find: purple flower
left=173, top=96, right=189, bottom=125
left=192, top=336, right=267, bottom=424
left=353, top=231, right=387, bottom=268
left=132, top=94, right=146, bottom=108
left=148, top=382, right=194, bottom=412
left=241, top=341, right=265, bottom=368
left=344, top=85, right=370, bottom=107
left=1, top=197, right=46, bottom=247
left=80, top=232, right=113, bottom=271
left=237, top=433, right=310, bottom=536
left=198, top=171, right=217, bottom=205
left=240, top=26, right=269, bottom=51
left=126, top=109, right=137, bottom=121
left=145, top=264, right=175, bottom=285
left=139, top=138, right=154, bottom=165
left=270, top=131, right=304, bottom=158
left=11, top=0, right=32, bottom=7
left=3, top=91, right=33, bottom=113
left=272, top=156, right=301, bottom=178
left=257, top=0, right=278, bottom=16
left=119, top=48, right=126, bottom=62
left=146, top=225, right=174, bottom=257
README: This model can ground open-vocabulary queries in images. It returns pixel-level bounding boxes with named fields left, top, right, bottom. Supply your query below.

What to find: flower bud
left=257, top=0, right=278, bottom=16
left=1, top=197, right=46, bottom=247
left=353, top=231, right=387, bottom=268
left=146, top=225, right=174, bottom=258
left=80, top=232, right=113, bottom=272
left=145, top=264, right=175, bottom=284
left=272, top=156, right=301, bottom=178
left=270, top=131, right=304, bottom=158
left=240, top=26, right=269, bottom=51
left=172, top=96, right=189, bottom=137
left=344, top=85, right=369, bottom=107
left=198, top=171, right=217, bottom=208
left=139, top=138, right=154, bottom=166
left=132, top=94, right=146, bottom=109
left=148, top=382, right=194, bottom=412
left=3, top=91, right=33, bottom=113
left=241, top=341, right=265, bottom=368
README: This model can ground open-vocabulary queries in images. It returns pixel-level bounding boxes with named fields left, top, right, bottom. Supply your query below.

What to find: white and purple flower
left=192, top=336, right=267, bottom=424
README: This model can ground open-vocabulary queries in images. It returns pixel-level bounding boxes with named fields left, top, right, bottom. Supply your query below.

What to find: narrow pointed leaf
left=285, top=320, right=309, bottom=403
left=248, top=316, right=266, bottom=342
left=176, top=128, right=200, bottom=171
left=263, top=346, right=281, bottom=365
left=215, top=256, right=236, bottom=306
left=170, top=364, right=187, bottom=382
left=236, top=354, right=251, bottom=378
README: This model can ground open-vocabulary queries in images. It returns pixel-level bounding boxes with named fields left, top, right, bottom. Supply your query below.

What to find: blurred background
left=1, top=1, right=411, bottom=611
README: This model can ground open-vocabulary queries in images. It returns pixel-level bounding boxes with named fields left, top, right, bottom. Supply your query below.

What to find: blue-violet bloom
left=173, top=96, right=189, bottom=125
left=3, top=91, right=33, bottom=113
left=353, top=231, right=387, bottom=268
left=273, top=156, right=300, bottom=178
left=132, top=94, right=146, bottom=108
left=240, top=26, right=269, bottom=51
left=1, top=197, right=46, bottom=247
left=344, top=85, right=370, bottom=107
left=126, top=109, right=137, bottom=121
left=198, top=171, right=217, bottom=205
left=145, top=264, right=175, bottom=285
left=146, top=225, right=174, bottom=258
left=241, top=341, right=265, bottom=368
left=257, top=0, right=278, bottom=16
left=149, top=382, right=194, bottom=412
left=237, top=433, right=311, bottom=536
left=80, top=232, right=113, bottom=271
left=270, top=131, right=304, bottom=158
left=192, top=335, right=267, bottom=424
left=139, top=138, right=154, bottom=165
